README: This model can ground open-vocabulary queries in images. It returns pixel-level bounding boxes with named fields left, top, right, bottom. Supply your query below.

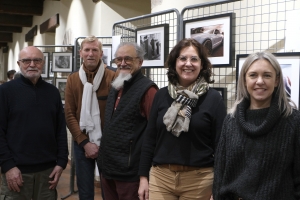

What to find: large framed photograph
left=136, top=24, right=169, bottom=67
left=42, top=52, right=49, bottom=78
left=55, top=78, right=67, bottom=104
left=236, top=52, right=300, bottom=107
left=52, top=52, right=73, bottom=72
left=211, top=87, right=227, bottom=108
left=184, top=13, right=234, bottom=67
left=102, top=44, right=112, bottom=66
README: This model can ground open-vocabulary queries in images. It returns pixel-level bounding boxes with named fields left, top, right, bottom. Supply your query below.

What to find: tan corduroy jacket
left=64, top=65, right=115, bottom=145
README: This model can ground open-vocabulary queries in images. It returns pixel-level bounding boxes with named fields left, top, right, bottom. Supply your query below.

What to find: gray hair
left=114, top=42, right=144, bottom=60
left=230, top=51, right=296, bottom=117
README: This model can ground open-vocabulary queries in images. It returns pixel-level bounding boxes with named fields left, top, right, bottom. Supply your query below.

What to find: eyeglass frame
left=177, top=56, right=201, bottom=64
left=113, top=56, right=140, bottom=65
left=18, top=58, right=44, bottom=65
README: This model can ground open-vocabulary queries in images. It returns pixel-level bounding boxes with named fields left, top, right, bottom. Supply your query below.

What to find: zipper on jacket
left=128, top=140, right=132, bottom=167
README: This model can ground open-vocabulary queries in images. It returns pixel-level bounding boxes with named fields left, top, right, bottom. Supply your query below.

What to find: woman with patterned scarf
left=213, top=52, right=300, bottom=200
left=138, top=38, right=227, bottom=200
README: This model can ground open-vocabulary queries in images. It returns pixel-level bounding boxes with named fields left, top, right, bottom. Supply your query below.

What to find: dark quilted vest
left=98, top=70, right=155, bottom=181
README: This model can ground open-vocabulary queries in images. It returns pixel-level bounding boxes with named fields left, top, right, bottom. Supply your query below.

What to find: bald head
left=17, top=46, right=45, bottom=85
left=18, top=46, right=44, bottom=60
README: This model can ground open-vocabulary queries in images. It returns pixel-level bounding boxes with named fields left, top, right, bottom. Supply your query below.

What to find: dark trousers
left=73, top=141, right=96, bottom=200
left=0, top=168, right=57, bottom=200
left=100, top=174, right=139, bottom=200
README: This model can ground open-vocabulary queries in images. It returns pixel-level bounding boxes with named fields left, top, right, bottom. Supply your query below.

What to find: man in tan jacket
left=64, top=36, right=115, bottom=200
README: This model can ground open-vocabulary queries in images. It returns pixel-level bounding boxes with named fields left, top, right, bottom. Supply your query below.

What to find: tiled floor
left=57, top=163, right=103, bottom=200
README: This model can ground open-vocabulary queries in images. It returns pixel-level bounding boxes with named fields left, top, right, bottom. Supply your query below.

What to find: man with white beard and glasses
left=97, top=42, right=158, bottom=200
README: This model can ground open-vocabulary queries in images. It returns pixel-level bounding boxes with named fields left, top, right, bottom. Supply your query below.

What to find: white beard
left=111, top=72, right=132, bottom=90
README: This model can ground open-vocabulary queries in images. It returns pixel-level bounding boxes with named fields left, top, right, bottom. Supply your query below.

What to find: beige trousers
left=149, top=165, right=213, bottom=200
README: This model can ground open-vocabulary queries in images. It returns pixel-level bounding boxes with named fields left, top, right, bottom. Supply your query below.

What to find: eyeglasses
left=18, top=59, right=43, bottom=65
left=113, top=56, right=139, bottom=65
left=177, top=56, right=200, bottom=64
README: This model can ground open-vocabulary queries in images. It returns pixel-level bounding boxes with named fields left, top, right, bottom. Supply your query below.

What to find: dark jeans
left=101, top=174, right=139, bottom=200
left=73, top=141, right=96, bottom=200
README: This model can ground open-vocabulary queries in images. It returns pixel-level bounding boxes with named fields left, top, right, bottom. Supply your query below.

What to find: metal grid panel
left=182, top=0, right=300, bottom=110
left=112, top=9, right=180, bottom=89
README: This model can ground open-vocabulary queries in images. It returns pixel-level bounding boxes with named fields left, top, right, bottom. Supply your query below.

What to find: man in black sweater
left=0, top=46, right=68, bottom=200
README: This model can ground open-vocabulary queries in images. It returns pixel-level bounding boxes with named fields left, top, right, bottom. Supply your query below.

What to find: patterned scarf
left=163, top=77, right=209, bottom=137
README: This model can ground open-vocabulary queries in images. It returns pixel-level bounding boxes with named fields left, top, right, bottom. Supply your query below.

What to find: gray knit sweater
left=213, top=98, right=300, bottom=200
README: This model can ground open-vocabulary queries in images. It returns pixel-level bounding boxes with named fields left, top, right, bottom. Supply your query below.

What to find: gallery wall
left=110, top=0, right=300, bottom=109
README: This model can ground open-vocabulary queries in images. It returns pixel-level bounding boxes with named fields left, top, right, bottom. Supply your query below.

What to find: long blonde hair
left=230, top=51, right=296, bottom=117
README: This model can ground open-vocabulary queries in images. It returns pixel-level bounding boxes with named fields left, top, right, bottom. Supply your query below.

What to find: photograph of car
left=190, top=24, right=224, bottom=57
left=184, top=13, right=233, bottom=66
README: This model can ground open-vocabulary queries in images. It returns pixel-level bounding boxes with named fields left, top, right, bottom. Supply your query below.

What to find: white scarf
left=79, top=61, right=104, bottom=146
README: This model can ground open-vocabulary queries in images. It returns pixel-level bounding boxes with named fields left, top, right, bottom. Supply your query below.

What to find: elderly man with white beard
left=97, top=42, right=158, bottom=200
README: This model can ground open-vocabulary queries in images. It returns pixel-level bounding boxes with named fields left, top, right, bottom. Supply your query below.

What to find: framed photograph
left=52, top=52, right=73, bottom=72
left=236, top=52, right=300, bottom=107
left=102, top=44, right=112, bottom=66
left=184, top=13, right=234, bottom=67
left=136, top=24, right=169, bottom=67
left=211, top=87, right=227, bottom=108
left=55, top=78, right=67, bottom=104
left=42, top=52, right=49, bottom=78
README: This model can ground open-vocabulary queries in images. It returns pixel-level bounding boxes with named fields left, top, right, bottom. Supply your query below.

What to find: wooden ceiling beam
left=0, top=14, right=32, bottom=27
left=0, top=33, right=13, bottom=42
left=0, top=26, right=22, bottom=33
left=0, top=0, right=44, bottom=16
left=0, top=42, right=8, bottom=47
left=40, top=13, right=59, bottom=34
left=25, top=25, right=37, bottom=42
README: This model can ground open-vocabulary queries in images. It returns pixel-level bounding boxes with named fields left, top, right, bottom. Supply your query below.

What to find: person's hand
left=83, top=142, right=99, bottom=159
left=138, top=176, right=149, bottom=200
left=48, top=166, right=63, bottom=189
left=5, top=167, right=23, bottom=192
left=210, top=195, right=214, bottom=200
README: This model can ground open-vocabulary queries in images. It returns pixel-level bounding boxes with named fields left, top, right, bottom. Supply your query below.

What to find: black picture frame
left=102, top=44, right=112, bottom=66
left=55, top=78, right=67, bottom=104
left=183, top=13, right=234, bottom=67
left=211, top=87, right=227, bottom=108
left=52, top=52, right=73, bottom=72
left=236, top=52, right=300, bottom=108
left=42, top=52, right=49, bottom=78
left=135, top=24, right=169, bottom=68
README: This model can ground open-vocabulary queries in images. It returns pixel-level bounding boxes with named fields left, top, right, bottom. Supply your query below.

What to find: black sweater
left=0, top=75, right=68, bottom=173
left=138, top=87, right=227, bottom=177
left=213, top=98, right=300, bottom=200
